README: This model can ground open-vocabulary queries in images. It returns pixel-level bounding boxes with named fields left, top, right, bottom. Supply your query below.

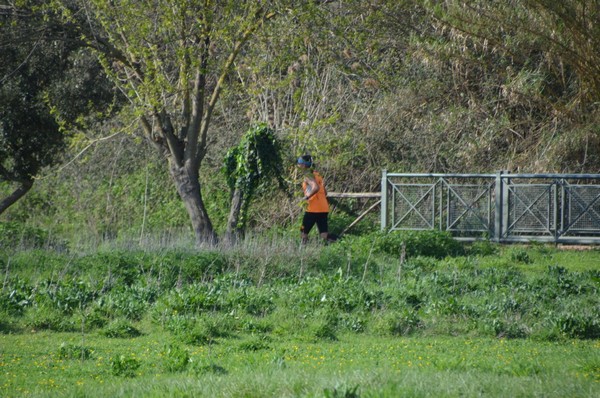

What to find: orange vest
left=303, top=171, right=329, bottom=213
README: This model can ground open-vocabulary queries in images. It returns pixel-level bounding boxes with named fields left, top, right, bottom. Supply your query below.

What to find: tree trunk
left=225, top=187, right=244, bottom=245
left=168, top=162, right=216, bottom=245
left=0, top=178, right=33, bottom=215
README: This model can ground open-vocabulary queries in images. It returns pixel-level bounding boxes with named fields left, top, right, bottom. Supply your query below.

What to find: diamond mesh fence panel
left=507, top=184, right=555, bottom=235
left=447, top=184, right=493, bottom=232
left=391, top=183, right=435, bottom=230
left=564, top=184, right=600, bottom=234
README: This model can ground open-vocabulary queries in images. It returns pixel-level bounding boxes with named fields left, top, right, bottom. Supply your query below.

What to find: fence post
left=380, top=169, right=387, bottom=231
left=502, top=171, right=511, bottom=242
left=494, top=171, right=503, bottom=242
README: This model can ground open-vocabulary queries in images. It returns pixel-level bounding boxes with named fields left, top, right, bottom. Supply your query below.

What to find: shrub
left=508, top=248, right=532, bottom=264
left=41, top=280, right=97, bottom=314
left=110, top=354, right=141, bottom=377
left=181, top=326, right=212, bottom=346
left=0, top=310, right=18, bottom=333
left=181, top=314, right=235, bottom=345
left=376, top=230, right=464, bottom=259
left=467, top=240, right=499, bottom=256
left=337, top=313, right=367, bottom=333
left=191, top=362, right=228, bottom=376
left=72, top=307, right=109, bottom=331
left=0, top=222, right=48, bottom=249
left=238, top=336, right=272, bottom=351
left=178, top=251, right=227, bottom=283
left=373, top=309, right=422, bottom=336
left=486, top=318, right=530, bottom=339
left=24, top=305, right=77, bottom=332
left=239, top=317, right=274, bottom=334
left=57, top=342, right=94, bottom=360
left=0, top=277, right=33, bottom=315
left=161, top=314, right=197, bottom=335
left=323, top=385, right=360, bottom=398
left=552, top=313, right=600, bottom=339
left=160, top=344, right=190, bottom=372
left=102, top=319, right=142, bottom=338
left=97, top=284, right=154, bottom=321
left=313, top=320, right=338, bottom=341
left=292, top=275, right=379, bottom=314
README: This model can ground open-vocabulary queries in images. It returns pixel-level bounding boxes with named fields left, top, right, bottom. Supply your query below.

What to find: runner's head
left=297, top=154, right=313, bottom=168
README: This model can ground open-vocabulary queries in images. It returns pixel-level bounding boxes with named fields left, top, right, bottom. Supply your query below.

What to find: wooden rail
left=326, top=192, right=381, bottom=235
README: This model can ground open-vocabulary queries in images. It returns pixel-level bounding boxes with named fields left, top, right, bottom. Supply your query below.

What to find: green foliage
left=551, top=312, right=600, bottom=340
left=292, top=274, right=379, bottom=314
left=224, top=124, right=285, bottom=194
left=238, top=336, right=272, bottom=352
left=24, top=305, right=74, bottom=332
left=57, top=342, right=94, bottom=360
left=160, top=343, right=190, bottom=373
left=467, top=240, right=499, bottom=257
left=102, top=319, right=142, bottom=338
left=223, top=124, right=287, bottom=233
left=0, top=222, right=49, bottom=249
left=0, top=240, right=599, bottom=397
left=1, top=241, right=599, bottom=346
left=97, top=285, right=152, bottom=321
left=373, top=309, right=422, bottom=336
left=337, top=230, right=464, bottom=262
left=0, top=277, right=33, bottom=316
left=508, top=248, right=533, bottom=264
left=324, top=384, right=360, bottom=398
left=40, top=279, right=97, bottom=315
left=191, top=362, right=229, bottom=376
left=0, top=11, right=118, bottom=214
left=110, top=354, right=141, bottom=377
left=378, top=230, right=464, bottom=258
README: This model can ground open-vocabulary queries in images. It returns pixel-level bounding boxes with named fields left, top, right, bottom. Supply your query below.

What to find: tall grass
left=2, top=230, right=599, bottom=340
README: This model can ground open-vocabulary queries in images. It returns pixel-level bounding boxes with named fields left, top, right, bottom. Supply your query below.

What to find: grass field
left=1, top=331, right=599, bottom=397
left=1, top=231, right=599, bottom=397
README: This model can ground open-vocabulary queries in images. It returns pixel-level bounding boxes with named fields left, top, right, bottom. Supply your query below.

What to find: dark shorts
left=301, top=212, right=328, bottom=235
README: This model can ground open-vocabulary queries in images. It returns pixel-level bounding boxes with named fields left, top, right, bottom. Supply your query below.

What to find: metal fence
left=380, top=171, right=600, bottom=244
